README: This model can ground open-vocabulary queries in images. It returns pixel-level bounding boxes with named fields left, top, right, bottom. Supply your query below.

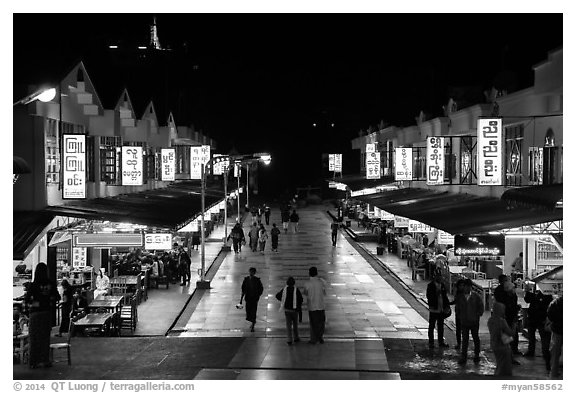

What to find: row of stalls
left=13, top=181, right=243, bottom=309
left=330, top=180, right=563, bottom=310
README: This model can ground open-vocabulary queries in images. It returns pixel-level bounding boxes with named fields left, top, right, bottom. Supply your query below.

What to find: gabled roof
left=114, top=88, right=137, bottom=119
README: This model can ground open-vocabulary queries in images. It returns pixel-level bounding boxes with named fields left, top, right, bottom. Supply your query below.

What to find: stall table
left=74, top=313, right=113, bottom=336
left=87, top=296, right=124, bottom=313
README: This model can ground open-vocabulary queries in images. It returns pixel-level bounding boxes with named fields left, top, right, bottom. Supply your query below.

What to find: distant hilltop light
left=138, top=46, right=147, bottom=50
left=109, top=45, right=118, bottom=49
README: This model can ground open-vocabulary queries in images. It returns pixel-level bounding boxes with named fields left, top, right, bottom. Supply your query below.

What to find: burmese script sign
left=394, top=147, right=412, bottom=181
left=161, top=148, right=175, bottom=181
left=144, top=233, right=173, bottom=250
left=366, top=152, right=381, bottom=179
left=121, top=146, right=143, bottom=185
left=478, top=118, right=503, bottom=186
left=426, top=137, right=444, bottom=185
left=63, top=134, right=86, bottom=199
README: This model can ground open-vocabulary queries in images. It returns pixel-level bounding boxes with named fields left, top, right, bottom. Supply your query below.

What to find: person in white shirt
left=302, top=266, right=327, bottom=344
left=93, top=268, right=110, bottom=299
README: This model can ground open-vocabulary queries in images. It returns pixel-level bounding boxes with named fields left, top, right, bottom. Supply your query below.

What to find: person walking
left=450, top=278, right=466, bottom=350
left=248, top=223, right=259, bottom=252
left=494, top=274, right=521, bottom=363
left=240, top=267, right=264, bottom=332
left=290, top=209, right=300, bottom=233
left=56, top=279, right=73, bottom=337
left=251, top=208, right=258, bottom=225
left=330, top=219, right=339, bottom=246
left=25, top=263, right=61, bottom=368
left=258, top=224, right=268, bottom=254
left=302, top=266, right=327, bottom=344
left=257, top=206, right=263, bottom=225
left=229, top=223, right=246, bottom=254
left=547, top=296, right=563, bottom=379
left=276, top=276, right=303, bottom=345
left=426, top=272, right=450, bottom=349
left=178, top=246, right=191, bottom=286
left=488, top=301, right=514, bottom=377
left=281, top=208, right=290, bottom=233
left=457, top=279, right=484, bottom=365
left=264, top=205, right=271, bottom=225
left=523, top=286, right=553, bottom=371
left=270, top=223, right=281, bottom=252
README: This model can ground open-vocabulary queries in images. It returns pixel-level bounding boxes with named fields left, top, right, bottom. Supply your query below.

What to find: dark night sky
left=13, top=14, right=563, bottom=196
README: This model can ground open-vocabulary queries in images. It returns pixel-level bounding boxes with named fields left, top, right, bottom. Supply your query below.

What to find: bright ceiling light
left=37, top=88, right=57, bottom=102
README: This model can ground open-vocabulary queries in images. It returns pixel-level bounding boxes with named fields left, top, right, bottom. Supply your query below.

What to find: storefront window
left=529, top=147, right=544, bottom=185
left=505, top=125, right=524, bottom=186
left=45, top=119, right=59, bottom=184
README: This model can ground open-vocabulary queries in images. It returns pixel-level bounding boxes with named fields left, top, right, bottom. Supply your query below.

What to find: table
left=74, top=313, right=113, bottom=336
left=449, top=266, right=468, bottom=274
left=88, top=296, right=124, bottom=313
left=110, top=275, right=140, bottom=286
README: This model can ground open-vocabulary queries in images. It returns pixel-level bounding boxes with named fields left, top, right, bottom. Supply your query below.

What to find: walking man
left=240, top=267, right=264, bottom=332
left=258, top=224, right=268, bottom=254
left=457, top=279, right=484, bottom=364
left=271, top=223, right=281, bottom=252
left=264, top=205, right=271, bottom=225
left=494, top=274, right=521, bottom=364
left=523, top=286, right=553, bottom=371
left=290, top=209, right=300, bottom=233
left=330, top=219, right=339, bottom=246
left=178, top=246, right=191, bottom=286
left=248, top=223, right=259, bottom=252
left=229, top=223, right=246, bottom=254
left=426, top=272, right=450, bottom=349
left=302, top=266, right=327, bottom=344
left=276, top=276, right=303, bottom=345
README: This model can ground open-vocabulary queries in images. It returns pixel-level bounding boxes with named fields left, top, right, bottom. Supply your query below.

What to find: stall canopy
left=13, top=211, right=56, bottom=261
left=327, top=174, right=395, bottom=191
left=45, top=181, right=231, bottom=231
left=501, top=184, right=563, bottom=210
left=357, top=188, right=563, bottom=235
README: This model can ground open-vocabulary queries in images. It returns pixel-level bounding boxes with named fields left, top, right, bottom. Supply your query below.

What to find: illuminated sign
left=328, top=181, right=337, bottom=188
left=426, top=137, right=444, bottom=185
left=73, top=233, right=144, bottom=247
left=213, top=154, right=225, bottom=175
left=454, top=234, right=504, bottom=256
left=72, top=247, right=87, bottom=268
left=394, top=215, right=409, bottom=228
left=334, top=154, right=342, bottom=172
left=329, top=154, right=335, bottom=171
left=366, top=143, right=376, bottom=153
left=201, top=145, right=211, bottom=166
left=366, top=152, right=381, bottom=179
left=62, top=134, right=86, bottom=199
left=161, top=148, right=175, bottom=181
left=408, top=220, right=434, bottom=233
left=380, top=209, right=395, bottom=221
left=190, top=146, right=202, bottom=179
left=477, top=118, right=503, bottom=186
left=234, top=162, right=240, bottom=177
left=122, top=146, right=143, bottom=185
left=437, top=230, right=455, bottom=245
left=144, top=233, right=173, bottom=250
left=395, top=147, right=412, bottom=181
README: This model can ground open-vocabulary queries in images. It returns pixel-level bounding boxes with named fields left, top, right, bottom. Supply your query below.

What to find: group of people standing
left=427, top=271, right=563, bottom=378
left=239, top=266, right=327, bottom=345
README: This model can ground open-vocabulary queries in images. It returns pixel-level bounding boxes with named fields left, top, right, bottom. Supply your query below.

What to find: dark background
left=13, top=14, right=563, bottom=197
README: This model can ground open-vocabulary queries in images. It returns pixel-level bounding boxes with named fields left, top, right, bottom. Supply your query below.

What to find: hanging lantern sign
left=122, top=146, right=143, bottom=185
left=190, top=146, right=202, bottom=179
left=334, top=154, right=342, bottom=172
left=477, top=118, right=503, bottom=186
left=62, top=134, right=86, bottom=199
left=394, top=147, right=412, bottom=181
left=161, top=148, right=175, bottom=181
left=366, top=152, right=381, bottom=179
left=426, top=137, right=444, bottom=185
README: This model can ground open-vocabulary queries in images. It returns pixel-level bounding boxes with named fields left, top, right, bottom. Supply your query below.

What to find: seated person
left=93, top=268, right=110, bottom=299
left=70, top=289, right=88, bottom=321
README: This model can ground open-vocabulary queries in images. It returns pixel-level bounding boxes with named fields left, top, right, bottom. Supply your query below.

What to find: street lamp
left=197, top=152, right=271, bottom=289
left=13, top=87, right=56, bottom=106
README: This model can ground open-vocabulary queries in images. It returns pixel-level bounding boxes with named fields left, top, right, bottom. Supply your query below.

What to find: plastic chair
left=49, top=318, right=73, bottom=366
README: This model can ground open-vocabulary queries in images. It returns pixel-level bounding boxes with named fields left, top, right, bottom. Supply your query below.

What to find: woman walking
left=271, top=223, right=281, bottom=252
left=25, top=263, right=61, bottom=368
left=240, top=267, right=264, bottom=332
left=488, top=301, right=514, bottom=376
left=258, top=224, right=268, bottom=254
left=276, top=277, right=303, bottom=345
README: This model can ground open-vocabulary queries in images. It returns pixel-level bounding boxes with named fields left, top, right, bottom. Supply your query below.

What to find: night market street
left=13, top=205, right=557, bottom=380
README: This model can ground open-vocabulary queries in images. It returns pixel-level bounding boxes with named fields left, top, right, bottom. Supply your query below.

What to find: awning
left=501, top=184, right=563, bottom=210
left=327, top=174, right=395, bottom=192
left=45, top=181, right=232, bottom=231
left=13, top=211, right=56, bottom=261
left=48, top=231, right=72, bottom=246
left=531, top=265, right=563, bottom=283
left=358, top=187, right=563, bottom=235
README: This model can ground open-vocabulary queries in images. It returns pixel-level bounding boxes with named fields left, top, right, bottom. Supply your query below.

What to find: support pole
left=200, top=163, right=205, bottom=281
left=237, top=163, right=241, bottom=222
left=223, top=168, right=228, bottom=245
